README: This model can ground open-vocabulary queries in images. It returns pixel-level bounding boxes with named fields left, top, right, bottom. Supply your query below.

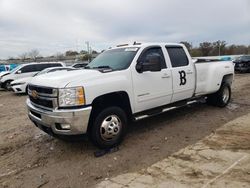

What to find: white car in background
left=0, top=62, right=65, bottom=90
left=11, top=67, right=75, bottom=94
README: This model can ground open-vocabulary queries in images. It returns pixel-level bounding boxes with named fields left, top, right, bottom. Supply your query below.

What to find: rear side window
left=140, top=47, right=166, bottom=69
left=166, top=47, right=189, bottom=67
left=35, top=64, right=46, bottom=71
left=48, top=63, right=62, bottom=68
left=73, top=64, right=87, bottom=68
left=35, top=63, right=62, bottom=71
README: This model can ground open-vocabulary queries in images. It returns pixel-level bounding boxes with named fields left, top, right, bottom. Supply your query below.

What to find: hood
left=0, top=71, right=10, bottom=77
left=29, top=69, right=103, bottom=88
left=11, top=76, right=33, bottom=84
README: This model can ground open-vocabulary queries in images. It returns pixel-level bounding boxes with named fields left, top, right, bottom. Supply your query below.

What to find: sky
left=0, top=0, right=249, bottom=59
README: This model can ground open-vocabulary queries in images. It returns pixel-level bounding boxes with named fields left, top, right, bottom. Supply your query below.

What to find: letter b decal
left=179, top=71, right=186, bottom=85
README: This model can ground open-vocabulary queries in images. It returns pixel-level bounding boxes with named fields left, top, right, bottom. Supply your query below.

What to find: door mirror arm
left=136, top=63, right=143, bottom=73
left=16, top=70, right=22, bottom=74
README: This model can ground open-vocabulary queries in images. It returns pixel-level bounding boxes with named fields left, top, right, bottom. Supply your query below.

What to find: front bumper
left=27, top=98, right=92, bottom=135
left=11, top=84, right=26, bottom=93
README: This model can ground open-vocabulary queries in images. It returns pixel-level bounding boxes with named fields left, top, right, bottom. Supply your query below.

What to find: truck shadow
left=47, top=101, right=239, bottom=154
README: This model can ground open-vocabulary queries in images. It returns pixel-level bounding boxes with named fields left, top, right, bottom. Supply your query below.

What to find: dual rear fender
left=222, top=74, right=234, bottom=85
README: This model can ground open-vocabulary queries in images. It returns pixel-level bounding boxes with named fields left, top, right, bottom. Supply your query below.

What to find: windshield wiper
left=92, top=66, right=113, bottom=70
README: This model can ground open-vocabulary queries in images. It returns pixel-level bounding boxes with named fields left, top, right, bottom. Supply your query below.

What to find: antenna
left=116, top=44, right=129, bottom=47
left=133, top=41, right=141, bottom=45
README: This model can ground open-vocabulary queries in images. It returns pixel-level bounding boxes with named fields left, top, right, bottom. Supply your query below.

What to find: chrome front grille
left=28, top=85, right=58, bottom=97
left=28, top=84, right=58, bottom=110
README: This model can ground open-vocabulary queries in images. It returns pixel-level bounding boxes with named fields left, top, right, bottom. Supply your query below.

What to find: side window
left=34, top=63, right=61, bottom=72
left=73, top=64, right=84, bottom=68
left=49, top=63, right=62, bottom=68
left=166, top=47, right=189, bottom=67
left=140, top=47, right=166, bottom=69
left=19, top=65, right=35, bottom=73
left=35, top=64, right=46, bottom=71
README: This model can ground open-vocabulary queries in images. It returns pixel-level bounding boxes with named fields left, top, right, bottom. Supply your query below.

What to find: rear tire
left=90, top=106, right=127, bottom=149
left=206, top=83, right=231, bottom=107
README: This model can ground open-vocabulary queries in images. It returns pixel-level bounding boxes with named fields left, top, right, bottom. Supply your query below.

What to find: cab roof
left=113, top=42, right=184, bottom=49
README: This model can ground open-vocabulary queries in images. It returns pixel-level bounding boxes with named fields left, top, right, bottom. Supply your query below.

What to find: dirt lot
left=98, top=112, right=250, bottom=187
left=0, top=74, right=250, bottom=188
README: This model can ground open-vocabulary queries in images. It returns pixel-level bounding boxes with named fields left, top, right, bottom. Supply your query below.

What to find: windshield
left=86, top=47, right=139, bottom=71
left=235, top=56, right=250, bottom=61
left=34, top=69, right=49, bottom=76
left=10, top=65, right=21, bottom=73
left=242, top=56, right=250, bottom=61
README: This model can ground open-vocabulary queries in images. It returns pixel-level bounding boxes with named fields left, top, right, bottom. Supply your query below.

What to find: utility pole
left=217, top=41, right=222, bottom=56
left=219, top=43, right=221, bottom=56
left=85, top=41, right=90, bottom=62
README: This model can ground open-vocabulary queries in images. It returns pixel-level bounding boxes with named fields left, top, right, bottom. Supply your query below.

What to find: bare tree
left=55, top=52, right=64, bottom=60
left=19, top=52, right=28, bottom=62
left=28, top=49, right=40, bottom=62
left=199, top=42, right=213, bottom=56
left=180, top=41, right=193, bottom=52
left=212, top=40, right=227, bottom=56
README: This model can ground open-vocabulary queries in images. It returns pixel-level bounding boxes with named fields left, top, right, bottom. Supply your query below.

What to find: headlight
left=58, top=87, right=85, bottom=107
left=11, top=82, right=25, bottom=86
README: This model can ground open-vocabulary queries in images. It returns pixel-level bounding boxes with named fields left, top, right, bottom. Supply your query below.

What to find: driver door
left=132, top=46, right=173, bottom=113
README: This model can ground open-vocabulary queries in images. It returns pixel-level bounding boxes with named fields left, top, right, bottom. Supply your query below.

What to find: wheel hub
left=6, top=82, right=11, bottom=90
left=100, top=115, right=122, bottom=141
left=222, top=87, right=230, bottom=103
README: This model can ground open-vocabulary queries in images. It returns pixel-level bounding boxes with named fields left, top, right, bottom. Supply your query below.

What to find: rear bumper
left=27, top=99, right=92, bottom=135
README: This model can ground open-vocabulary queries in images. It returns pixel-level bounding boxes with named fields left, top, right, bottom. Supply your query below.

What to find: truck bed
left=194, top=60, right=234, bottom=96
left=195, top=59, right=224, bottom=63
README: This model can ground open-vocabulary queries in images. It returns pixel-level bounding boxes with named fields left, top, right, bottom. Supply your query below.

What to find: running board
left=134, top=100, right=198, bottom=121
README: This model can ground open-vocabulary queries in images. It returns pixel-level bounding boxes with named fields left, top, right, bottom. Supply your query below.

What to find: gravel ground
left=0, top=74, right=250, bottom=188
left=98, top=112, right=250, bottom=188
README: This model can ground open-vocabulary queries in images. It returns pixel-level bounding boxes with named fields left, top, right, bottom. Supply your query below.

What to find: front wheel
left=4, top=80, right=12, bottom=91
left=207, top=83, right=231, bottom=107
left=90, top=106, right=127, bottom=149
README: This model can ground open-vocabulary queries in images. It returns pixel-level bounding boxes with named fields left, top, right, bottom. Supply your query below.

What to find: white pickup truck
left=27, top=43, right=234, bottom=148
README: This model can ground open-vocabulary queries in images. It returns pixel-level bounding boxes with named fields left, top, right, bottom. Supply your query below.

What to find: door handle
left=161, top=73, right=171, bottom=78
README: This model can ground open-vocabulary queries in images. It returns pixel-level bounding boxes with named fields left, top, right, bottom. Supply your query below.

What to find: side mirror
left=136, top=54, right=162, bottom=73
left=16, top=70, right=22, bottom=74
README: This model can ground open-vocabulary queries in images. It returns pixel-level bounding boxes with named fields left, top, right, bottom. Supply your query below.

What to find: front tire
left=4, top=80, right=12, bottom=91
left=25, top=86, right=28, bottom=94
left=90, top=106, right=127, bottom=149
left=207, top=83, right=231, bottom=107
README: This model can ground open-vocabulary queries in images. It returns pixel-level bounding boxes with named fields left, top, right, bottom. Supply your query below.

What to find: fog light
left=61, top=124, right=71, bottom=130
left=55, top=123, right=71, bottom=130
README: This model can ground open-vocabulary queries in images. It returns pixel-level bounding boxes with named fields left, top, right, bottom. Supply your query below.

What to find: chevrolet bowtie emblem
left=31, top=90, right=38, bottom=99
